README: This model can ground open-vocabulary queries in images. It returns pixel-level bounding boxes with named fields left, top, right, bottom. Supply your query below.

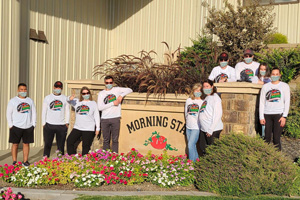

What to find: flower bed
left=0, top=149, right=194, bottom=188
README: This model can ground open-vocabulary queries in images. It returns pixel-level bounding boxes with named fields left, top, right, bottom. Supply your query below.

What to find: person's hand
left=206, top=132, right=212, bottom=137
left=113, top=100, right=119, bottom=106
left=66, top=124, right=69, bottom=128
left=279, top=117, right=286, bottom=127
left=69, top=94, right=76, bottom=101
left=95, top=130, right=100, bottom=136
left=117, top=96, right=123, bottom=103
left=257, top=80, right=264, bottom=85
left=260, top=119, right=266, bottom=125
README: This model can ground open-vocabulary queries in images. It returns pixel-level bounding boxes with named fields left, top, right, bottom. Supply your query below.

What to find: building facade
left=0, top=0, right=299, bottom=150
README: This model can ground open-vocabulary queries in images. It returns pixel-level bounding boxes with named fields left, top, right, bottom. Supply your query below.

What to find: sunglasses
left=82, top=92, right=90, bottom=95
left=244, top=55, right=252, bottom=58
left=220, top=59, right=228, bottom=62
left=105, top=82, right=113, bottom=84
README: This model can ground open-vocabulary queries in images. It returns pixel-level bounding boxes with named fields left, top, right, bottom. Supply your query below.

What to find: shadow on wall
left=19, top=0, right=153, bottom=30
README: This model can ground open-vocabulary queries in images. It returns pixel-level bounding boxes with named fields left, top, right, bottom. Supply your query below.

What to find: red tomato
left=150, top=135, right=167, bottom=149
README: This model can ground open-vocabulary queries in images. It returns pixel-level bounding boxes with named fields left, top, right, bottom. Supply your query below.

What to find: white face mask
left=220, top=61, right=228, bottom=68
left=82, top=94, right=90, bottom=100
left=53, top=89, right=62, bottom=94
left=105, top=84, right=113, bottom=90
left=18, top=92, right=27, bottom=97
left=244, top=57, right=253, bottom=64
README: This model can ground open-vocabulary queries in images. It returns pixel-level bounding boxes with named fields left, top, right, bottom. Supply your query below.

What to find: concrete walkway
left=0, top=146, right=58, bottom=166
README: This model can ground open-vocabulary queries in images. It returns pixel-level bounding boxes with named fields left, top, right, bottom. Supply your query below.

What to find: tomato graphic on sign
left=144, top=131, right=178, bottom=151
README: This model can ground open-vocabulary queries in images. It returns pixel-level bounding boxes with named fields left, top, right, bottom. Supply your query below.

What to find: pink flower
left=18, top=194, right=23, bottom=199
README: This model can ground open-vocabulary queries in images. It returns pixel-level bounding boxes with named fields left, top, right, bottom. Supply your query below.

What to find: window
left=244, top=0, right=299, bottom=5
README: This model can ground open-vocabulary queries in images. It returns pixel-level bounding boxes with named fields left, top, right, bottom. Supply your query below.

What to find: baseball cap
left=244, top=49, right=254, bottom=56
left=54, top=81, right=63, bottom=88
left=219, top=52, right=229, bottom=60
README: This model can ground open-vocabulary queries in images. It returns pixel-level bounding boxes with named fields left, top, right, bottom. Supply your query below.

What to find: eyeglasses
left=82, top=92, right=90, bottom=95
left=220, top=59, right=228, bottom=62
left=105, top=82, right=113, bottom=84
left=244, top=55, right=252, bottom=58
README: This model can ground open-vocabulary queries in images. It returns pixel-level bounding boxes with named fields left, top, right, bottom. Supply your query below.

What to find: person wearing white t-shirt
left=209, top=52, right=236, bottom=83
left=259, top=67, right=290, bottom=150
left=185, top=83, right=203, bottom=161
left=235, top=49, right=260, bottom=82
left=251, top=63, right=271, bottom=85
left=67, top=87, right=100, bottom=156
left=42, top=81, right=70, bottom=158
left=198, top=79, right=223, bottom=155
left=98, top=76, right=133, bottom=153
left=6, top=83, right=36, bottom=167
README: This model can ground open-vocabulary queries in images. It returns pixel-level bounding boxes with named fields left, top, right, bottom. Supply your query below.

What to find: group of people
left=185, top=49, right=290, bottom=161
left=6, top=48, right=290, bottom=165
left=6, top=77, right=132, bottom=166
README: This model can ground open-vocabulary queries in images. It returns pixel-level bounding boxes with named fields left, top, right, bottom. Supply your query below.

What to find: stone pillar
left=214, top=82, right=262, bottom=137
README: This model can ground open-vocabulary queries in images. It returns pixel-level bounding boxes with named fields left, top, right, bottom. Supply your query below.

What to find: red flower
left=124, top=180, right=128, bottom=185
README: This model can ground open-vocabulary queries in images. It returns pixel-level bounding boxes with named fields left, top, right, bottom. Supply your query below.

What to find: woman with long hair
left=184, top=83, right=203, bottom=161
left=198, top=79, right=223, bottom=155
left=252, top=63, right=271, bottom=85
left=66, top=86, right=100, bottom=156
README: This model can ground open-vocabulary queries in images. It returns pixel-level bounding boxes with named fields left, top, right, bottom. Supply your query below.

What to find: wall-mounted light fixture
left=29, top=28, right=48, bottom=43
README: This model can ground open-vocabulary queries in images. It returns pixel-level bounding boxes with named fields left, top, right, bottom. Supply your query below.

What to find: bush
left=180, top=35, right=219, bottom=78
left=265, top=33, right=288, bottom=44
left=194, top=134, right=297, bottom=197
left=203, top=0, right=275, bottom=65
left=94, top=42, right=213, bottom=98
left=284, top=89, right=300, bottom=139
left=256, top=48, right=300, bottom=83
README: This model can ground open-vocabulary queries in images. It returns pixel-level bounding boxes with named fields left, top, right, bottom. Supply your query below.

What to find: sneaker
left=22, top=161, right=30, bottom=167
left=12, top=161, right=17, bottom=165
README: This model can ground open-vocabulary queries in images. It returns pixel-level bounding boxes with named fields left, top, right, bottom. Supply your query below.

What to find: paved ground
left=0, top=145, right=58, bottom=166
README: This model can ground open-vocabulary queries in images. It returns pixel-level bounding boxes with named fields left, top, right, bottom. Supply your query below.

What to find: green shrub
left=284, top=90, right=300, bottom=139
left=256, top=48, right=300, bottom=83
left=265, top=33, right=288, bottom=44
left=194, top=134, right=297, bottom=197
left=203, top=0, right=275, bottom=65
left=179, top=34, right=219, bottom=79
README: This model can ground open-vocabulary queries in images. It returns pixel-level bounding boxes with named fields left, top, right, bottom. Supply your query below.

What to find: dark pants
left=199, top=130, right=222, bottom=155
left=67, top=128, right=95, bottom=156
left=43, top=123, right=67, bottom=157
left=264, top=114, right=283, bottom=150
left=101, top=117, right=120, bottom=153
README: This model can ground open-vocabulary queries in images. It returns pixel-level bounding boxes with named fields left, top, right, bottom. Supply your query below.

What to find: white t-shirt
left=42, top=93, right=70, bottom=125
left=208, top=65, right=236, bottom=82
left=259, top=81, right=290, bottom=120
left=68, top=98, right=100, bottom=131
left=185, top=98, right=203, bottom=130
left=198, top=94, right=223, bottom=135
left=98, top=87, right=133, bottom=119
left=235, top=61, right=260, bottom=81
left=6, top=96, right=36, bottom=129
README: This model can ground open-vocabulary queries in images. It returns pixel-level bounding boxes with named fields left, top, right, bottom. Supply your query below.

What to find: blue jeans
left=186, top=128, right=200, bottom=161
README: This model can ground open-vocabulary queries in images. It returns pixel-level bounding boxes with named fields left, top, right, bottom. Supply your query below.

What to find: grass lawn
left=75, top=195, right=295, bottom=200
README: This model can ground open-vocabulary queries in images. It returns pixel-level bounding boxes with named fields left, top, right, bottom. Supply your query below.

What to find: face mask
left=244, top=57, right=253, bottom=64
left=105, top=84, right=113, bottom=90
left=260, top=71, right=266, bottom=76
left=194, top=92, right=202, bottom=97
left=203, top=88, right=212, bottom=95
left=18, top=92, right=27, bottom=97
left=82, top=94, right=90, bottom=100
left=53, top=89, right=62, bottom=94
left=220, top=61, right=228, bottom=68
left=271, top=76, right=280, bottom=82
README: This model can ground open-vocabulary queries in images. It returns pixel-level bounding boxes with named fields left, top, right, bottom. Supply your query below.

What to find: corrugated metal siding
left=0, top=0, right=20, bottom=150
left=272, top=2, right=300, bottom=43
left=24, top=0, right=110, bottom=148
left=109, top=0, right=238, bottom=60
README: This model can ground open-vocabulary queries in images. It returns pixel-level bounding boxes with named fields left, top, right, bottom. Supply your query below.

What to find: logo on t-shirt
left=49, top=100, right=63, bottom=111
left=17, top=102, right=30, bottom=113
left=187, top=104, right=200, bottom=116
left=104, top=94, right=117, bottom=104
left=199, top=101, right=207, bottom=113
left=215, top=73, right=229, bottom=83
left=266, top=89, right=281, bottom=102
left=241, top=68, right=254, bottom=77
left=76, top=105, right=90, bottom=115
